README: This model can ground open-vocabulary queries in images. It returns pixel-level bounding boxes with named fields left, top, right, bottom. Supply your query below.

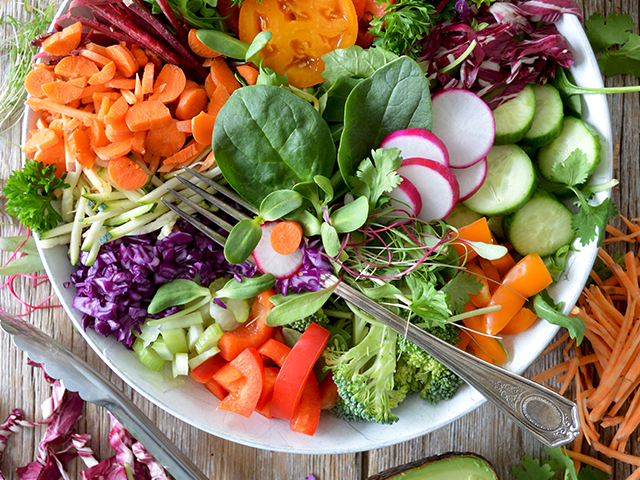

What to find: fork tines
left=160, top=167, right=256, bottom=250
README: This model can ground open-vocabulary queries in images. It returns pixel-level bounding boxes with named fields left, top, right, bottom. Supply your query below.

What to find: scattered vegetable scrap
left=533, top=217, right=640, bottom=479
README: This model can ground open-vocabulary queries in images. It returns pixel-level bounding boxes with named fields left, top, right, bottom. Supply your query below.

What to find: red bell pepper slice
left=270, top=323, right=330, bottom=420
left=217, top=290, right=275, bottom=361
left=255, top=366, right=279, bottom=419
left=318, top=372, right=339, bottom=411
left=290, top=373, right=321, bottom=436
left=258, top=338, right=291, bottom=368
left=215, top=347, right=264, bottom=417
left=190, top=354, right=227, bottom=384
left=204, top=378, right=227, bottom=401
left=212, top=362, right=244, bottom=393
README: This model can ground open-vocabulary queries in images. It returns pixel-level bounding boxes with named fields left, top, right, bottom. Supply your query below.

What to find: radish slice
left=431, top=89, right=495, bottom=168
left=379, top=128, right=449, bottom=167
left=451, top=157, right=488, bottom=202
left=387, top=175, right=422, bottom=220
left=253, top=221, right=303, bottom=279
left=397, top=157, right=459, bottom=222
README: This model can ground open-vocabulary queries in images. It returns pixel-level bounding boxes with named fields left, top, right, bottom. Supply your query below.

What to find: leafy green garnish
left=533, top=291, right=585, bottom=345
left=3, top=160, right=68, bottom=233
left=350, top=148, right=402, bottom=211
left=512, top=455, right=555, bottom=480
left=441, top=272, right=482, bottom=315
left=550, top=149, right=617, bottom=247
left=585, top=13, right=635, bottom=52
left=512, top=448, right=608, bottom=480
left=406, top=276, right=451, bottom=328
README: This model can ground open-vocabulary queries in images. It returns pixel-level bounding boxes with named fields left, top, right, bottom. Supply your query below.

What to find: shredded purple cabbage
left=68, top=221, right=231, bottom=348
left=420, top=0, right=581, bottom=108
left=273, top=239, right=333, bottom=296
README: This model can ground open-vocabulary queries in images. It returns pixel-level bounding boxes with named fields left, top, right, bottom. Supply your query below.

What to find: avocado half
left=366, top=452, right=499, bottom=480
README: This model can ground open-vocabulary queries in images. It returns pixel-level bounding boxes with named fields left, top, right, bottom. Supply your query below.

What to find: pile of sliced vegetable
left=3, top=0, right=627, bottom=438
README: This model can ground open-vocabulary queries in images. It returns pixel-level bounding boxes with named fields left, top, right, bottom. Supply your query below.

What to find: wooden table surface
left=0, top=0, right=638, bottom=478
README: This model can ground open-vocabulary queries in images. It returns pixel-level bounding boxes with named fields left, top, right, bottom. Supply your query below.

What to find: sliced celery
left=194, top=323, right=224, bottom=355
left=188, top=347, right=220, bottom=370
left=132, top=338, right=165, bottom=372
left=151, top=339, right=174, bottom=361
left=188, top=324, right=204, bottom=352
left=172, top=352, right=189, bottom=377
left=162, top=328, right=188, bottom=354
left=158, top=311, right=204, bottom=331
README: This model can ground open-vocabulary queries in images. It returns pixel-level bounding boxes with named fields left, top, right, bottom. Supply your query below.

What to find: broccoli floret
left=289, top=308, right=330, bottom=332
left=324, top=322, right=399, bottom=424
left=396, top=323, right=463, bottom=404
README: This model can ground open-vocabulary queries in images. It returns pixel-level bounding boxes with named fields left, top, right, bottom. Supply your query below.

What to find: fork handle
left=332, top=278, right=581, bottom=448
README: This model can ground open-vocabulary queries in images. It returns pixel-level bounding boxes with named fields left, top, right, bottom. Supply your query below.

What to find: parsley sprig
left=3, top=160, right=68, bottom=233
left=550, top=149, right=617, bottom=247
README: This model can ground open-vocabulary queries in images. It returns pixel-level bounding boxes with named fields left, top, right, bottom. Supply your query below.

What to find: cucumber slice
left=492, top=85, right=536, bottom=145
left=520, top=84, right=564, bottom=149
left=444, top=204, right=482, bottom=229
left=537, top=116, right=600, bottom=184
left=463, top=144, right=536, bottom=216
left=487, top=216, right=505, bottom=240
left=503, top=190, right=575, bottom=257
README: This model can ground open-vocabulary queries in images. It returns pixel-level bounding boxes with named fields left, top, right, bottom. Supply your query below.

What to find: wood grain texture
left=0, top=0, right=638, bottom=478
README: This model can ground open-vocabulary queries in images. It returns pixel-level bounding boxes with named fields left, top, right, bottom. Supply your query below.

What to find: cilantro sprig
left=512, top=447, right=608, bottom=480
left=585, top=13, right=640, bottom=77
left=3, top=160, right=68, bottom=233
left=550, top=149, right=617, bottom=247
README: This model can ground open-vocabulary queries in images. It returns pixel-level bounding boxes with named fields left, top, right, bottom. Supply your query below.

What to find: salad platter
left=23, top=0, right=612, bottom=455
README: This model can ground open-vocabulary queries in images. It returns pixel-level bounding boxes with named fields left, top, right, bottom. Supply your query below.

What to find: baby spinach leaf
left=321, top=45, right=398, bottom=90
left=213, top=85, right=336, bottom=207
left=148, top=279, right=211, bottom=314
left=215, top=274, right=276, bottom=299
left=338, top=56, right=433, bottom=186
left=259, top=190, right=303, bottom=221
left=224, top=218, right=262, bottom=264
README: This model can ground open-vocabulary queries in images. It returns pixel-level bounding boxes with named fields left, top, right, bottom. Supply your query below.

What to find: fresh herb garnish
left=550, top=148, right=617, bottom=247
left=512, top=447, right=608, bottom=480
left=3, top=160, right=68, bottom=233
left=585, top=13, right=640, bottom=77
left=533, top=291, right=585, bottom=345
left=350, top=147, right=402, bottom=211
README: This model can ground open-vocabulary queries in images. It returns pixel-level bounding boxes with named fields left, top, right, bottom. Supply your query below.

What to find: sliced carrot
left=197, top=150, right=216, bottom=173
left=104, top=44, right=138, bottom=78
left=41, top=80, right=84, bottom=104
left=68, top=76, right=88, bottom=88
left=188, top=28, right=222, bottom=58
left=24, top=67, right=57, bottom=98
left=145, top=122, right=186, bottom=157
left=141, top=62, right=155, bottom=95
left=131, top=130, right=147, bottom=156
left=204, top=72, right=216, bottom=99
left=208, top=83, right=230, bottom=116
left=94, top=138, right=133, bottom=161
left=104, top=96, right=130, bottom=126
left=210, top=57, right=241, bottom=95
left=121, top=89, right=137, bottom=105
left=42, top=21, right=82, bottom=56
left=22, top=128, right=59, bottom=154
left=157, top=140, right=208, bottom=172
left=80, top=84, right=109, bottom=102
left=144, top=48, right=163, bottom=71
left=149, top=64, right=186, bottom=104
left=85, top=42, right=108, bottom=55
left=175, top=87, right=208, bottom=120
left=130, top=44, right=148, bottom=68
left=175, top=120, right=193, bottom=133
left=191, top=110, right=215, bottom=145
left=88, top=61, right=117, bottom=85
left=105, top=123, right=133, bottom=143
left=104, top=77, right=137, bottom=90
left=108, top=155, right=149, bottom=191
left=125, top=100, right=172, bottom=132
left=35, top=140, right=66, bottom=177
left=79, top=49, right=111, bottom=68
left=55, top=56, right=99, bottom=79
left=237, top=64, right=259, bottom=86
left=67, top=128, right=95, bottom=168
left=270, top=221, right=303, bottom=255
left=88, top=119, right=109, bottom=148
left=93, top=91, right=121, bottom=115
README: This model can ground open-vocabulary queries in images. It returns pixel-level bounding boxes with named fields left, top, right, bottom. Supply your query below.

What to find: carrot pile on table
left=533, top=217, right=640, bottom=479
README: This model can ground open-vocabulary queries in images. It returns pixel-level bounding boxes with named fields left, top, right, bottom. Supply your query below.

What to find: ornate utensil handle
left=331, top=277, right=580, bottom=448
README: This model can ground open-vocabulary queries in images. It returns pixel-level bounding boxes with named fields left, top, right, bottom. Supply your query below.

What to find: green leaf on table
left=148, top=279, right=211, bottom=314
left=511, top=455, right=555, bottom=480
left=224, top=218, right=263, bottom=264
left=585, top=13, right=635, bottom=52
left=259, top=190, right=303, bottom=221
left=213, top=85, right=336, bottom=207
left=407, top=276, right=451, bottom=327
left=577, top=466, right=610, bottom=480
left=0, top=254, right=43, bottom=276
left=598, top=34, right=640, bottom=77
left=533, top=292, right=585, bottom=345
left=265, top=283, right=339, bottom=326
left=545, top=447, right=578, bottom=480
left=350, top=147, right=402, bottom=211
left=441, top=272, right=482, bottom=315
left=338, top=56, right=432, bottom=187
left=215, top=274, right=276, bottom=299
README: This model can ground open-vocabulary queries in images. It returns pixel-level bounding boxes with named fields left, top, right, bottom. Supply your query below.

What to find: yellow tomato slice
left=238, top=0, right=358, bottom=88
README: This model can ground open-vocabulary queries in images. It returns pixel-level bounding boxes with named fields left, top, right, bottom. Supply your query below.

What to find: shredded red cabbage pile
left=420, top=0, right=582, bottom=108
left=273, top=239, right=333, bottom=296
left=68, top=220, right=230, bottom=348
left=0, top=362, right=170, bottom=480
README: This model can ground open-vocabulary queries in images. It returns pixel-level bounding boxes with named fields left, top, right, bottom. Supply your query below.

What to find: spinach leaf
left=321, top=45, right=399, bottom=90
left=213, top=85, right=336, bottom=207
left=337, top=56, right=433, bottom=186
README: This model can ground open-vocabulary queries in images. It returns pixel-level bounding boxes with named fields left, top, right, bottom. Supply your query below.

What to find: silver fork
left=162, top=167, right=580, bottom=448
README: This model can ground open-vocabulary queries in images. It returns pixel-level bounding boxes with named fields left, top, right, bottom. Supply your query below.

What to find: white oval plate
left=29, top=13, right=612, bottom=454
